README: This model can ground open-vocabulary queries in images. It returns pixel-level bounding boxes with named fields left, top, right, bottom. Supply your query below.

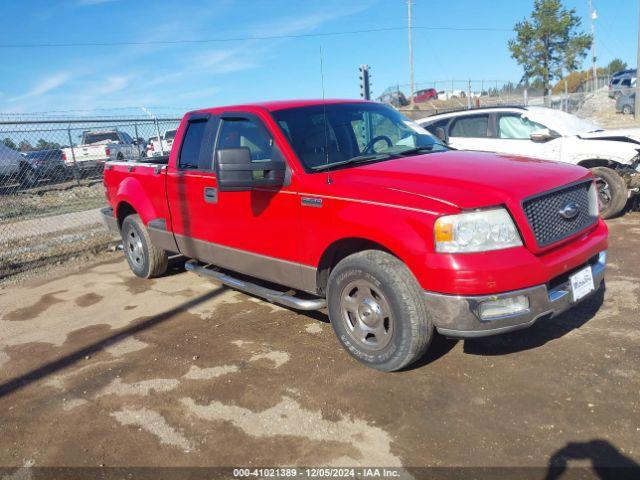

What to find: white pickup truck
left=146, top=129, right=177, bottom=157
left=61, top=129, right=143, bottom=170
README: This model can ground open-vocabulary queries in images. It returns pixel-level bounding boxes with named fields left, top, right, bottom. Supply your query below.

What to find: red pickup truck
left=101, top=99, right=607, bottom=371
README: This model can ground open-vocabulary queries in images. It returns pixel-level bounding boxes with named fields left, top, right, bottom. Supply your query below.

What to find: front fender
left=565, top=137, right=638, bottom=165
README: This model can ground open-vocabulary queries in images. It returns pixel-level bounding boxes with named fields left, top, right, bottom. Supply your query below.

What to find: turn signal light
left=434, top=220, right=453, bottom=242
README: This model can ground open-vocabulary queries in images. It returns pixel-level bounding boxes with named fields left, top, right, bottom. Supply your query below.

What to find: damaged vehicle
left=417, top=106, right=640, bottom=218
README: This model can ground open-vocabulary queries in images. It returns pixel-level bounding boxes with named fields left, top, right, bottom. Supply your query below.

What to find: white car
left=147, top=129, right=177, bottom=157
left=0, top=142, right=26, bottom=185
left=417, top=106, right=640, bottom=218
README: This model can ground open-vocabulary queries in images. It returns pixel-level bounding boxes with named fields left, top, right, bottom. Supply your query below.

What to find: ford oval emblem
left=559, top=201, right=579, bottom=220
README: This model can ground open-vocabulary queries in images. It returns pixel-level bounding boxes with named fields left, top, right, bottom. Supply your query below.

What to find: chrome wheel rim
left=126, top=228, right=144, bottom=267
left=340, top=279, right=393, bottom=351
left=596, top=177, right=611, bottom=210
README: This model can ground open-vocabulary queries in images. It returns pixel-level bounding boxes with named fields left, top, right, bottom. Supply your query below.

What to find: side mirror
left=216, top=147, right=285, bottom=192
left=434, top=127, right=449, bottom=144
left=530, top=128, right=557, bottom=143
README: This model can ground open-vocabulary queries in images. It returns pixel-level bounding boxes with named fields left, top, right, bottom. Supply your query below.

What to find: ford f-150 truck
left=101, top=99, right=608, bottom=371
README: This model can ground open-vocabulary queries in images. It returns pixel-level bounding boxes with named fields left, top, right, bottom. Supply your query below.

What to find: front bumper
left=425, top=251, right=606, bottom=338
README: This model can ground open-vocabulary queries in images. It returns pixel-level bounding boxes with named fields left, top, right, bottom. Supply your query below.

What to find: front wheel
left=121, top=214, right=168, bottom=278
left=590, top=167, right=628, bottom=219
left=327, top=250, right=433, bottom=371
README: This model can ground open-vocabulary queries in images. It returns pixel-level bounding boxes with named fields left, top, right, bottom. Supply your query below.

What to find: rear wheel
left=327, top=250, right=433, bottom=372
left=622, top=105, right=632, bottom=115
left=590, top=167, right=628, bottom=219
left=121, top=214, right=168, bottom=278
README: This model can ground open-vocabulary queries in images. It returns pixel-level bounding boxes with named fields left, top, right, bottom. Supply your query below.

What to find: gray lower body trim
left=173, top=233, right=318, bottom=295
left=147, top=218, right=179, bottom=252
left=427, top=251, right=607, bottom=339
left=100, top=207, right=119, bottom=234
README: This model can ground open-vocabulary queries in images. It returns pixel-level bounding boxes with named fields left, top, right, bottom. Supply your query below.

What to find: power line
left=0, top=25, right=511, bottom=49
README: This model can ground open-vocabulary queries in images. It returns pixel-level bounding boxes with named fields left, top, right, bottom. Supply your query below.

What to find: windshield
left=271, top=102, right=447, bottom=171
left=523, top=108, right=602, bottom=136
left=164, top=129, right=177, bottom=140
left=83, top=132, right=119, bottom=144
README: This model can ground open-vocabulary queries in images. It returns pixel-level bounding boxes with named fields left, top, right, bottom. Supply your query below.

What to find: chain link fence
left=0, top=115, right=181, bottom=282
left=381, top=76, right=621, bottom=120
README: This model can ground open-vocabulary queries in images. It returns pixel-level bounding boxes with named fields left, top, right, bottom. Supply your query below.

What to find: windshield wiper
left=311, top=153, right=392, bottom=172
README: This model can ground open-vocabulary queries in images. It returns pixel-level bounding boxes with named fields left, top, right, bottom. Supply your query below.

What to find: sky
left=0, top=0, right=636, bottom=115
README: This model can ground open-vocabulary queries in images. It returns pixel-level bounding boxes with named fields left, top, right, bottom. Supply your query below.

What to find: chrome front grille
left=522, top=181, right=597, bottom=247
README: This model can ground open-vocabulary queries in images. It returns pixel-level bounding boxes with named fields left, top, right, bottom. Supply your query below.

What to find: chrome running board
left=185, top=260, right=326, bottom=311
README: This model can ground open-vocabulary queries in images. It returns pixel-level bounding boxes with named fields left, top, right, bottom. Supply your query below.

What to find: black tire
left=590, top=167, right=628, bottom=219
left=622, top=105, right=632, bottom=115
left=327, top=250, right=433, bottom=372
left=121, top=214, right=168, bottom=279
left=19, top=165, right=38, bottom=188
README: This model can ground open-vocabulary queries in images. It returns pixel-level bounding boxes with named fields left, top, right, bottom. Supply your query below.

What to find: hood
left=578, top=128, right=640, bottom=144
left=328, top=151, right=591, bottom=212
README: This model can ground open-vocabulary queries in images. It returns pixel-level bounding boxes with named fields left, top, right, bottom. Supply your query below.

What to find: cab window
left=498, top=115, right=546, bottom=139
left=217, top=118, right=274, bottom=162
left=450, top=115, right=489, bottom=137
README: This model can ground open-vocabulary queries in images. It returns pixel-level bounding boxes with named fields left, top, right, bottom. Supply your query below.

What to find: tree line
left=2, top=138, right=62, bottom=152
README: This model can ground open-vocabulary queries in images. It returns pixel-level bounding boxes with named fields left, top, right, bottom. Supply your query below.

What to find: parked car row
left=608, top=69, right=636, bottom=99
left=0, top=128, right=154, bottom=189
left=0, top=144, right=71, bottom=188
left=417, top=105, right=640, bottom=218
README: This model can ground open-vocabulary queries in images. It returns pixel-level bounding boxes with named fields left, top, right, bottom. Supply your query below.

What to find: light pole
left=589, top=0, right=598, bottom=92
left=407, top=0, right=415, bottom=104
left=636, top=0, right=640, bottom=121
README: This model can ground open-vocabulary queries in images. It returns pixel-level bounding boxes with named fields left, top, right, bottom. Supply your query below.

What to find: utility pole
left=407, top=0, right=415, bottom=104
left=589, top=0, right=598, bottom=92
left=636, top=0, right=640, bottom=121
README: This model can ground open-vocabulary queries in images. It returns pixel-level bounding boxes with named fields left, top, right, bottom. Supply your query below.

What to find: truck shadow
left=462, top=284, right=605, bottom=356
left=544, top=439, right=640, bottom=480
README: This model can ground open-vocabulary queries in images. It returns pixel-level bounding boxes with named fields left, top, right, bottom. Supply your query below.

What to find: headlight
left=434, top=207, right=522, bottom=253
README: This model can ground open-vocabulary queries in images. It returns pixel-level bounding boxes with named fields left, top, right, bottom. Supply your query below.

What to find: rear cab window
left=178, top=116, right=216, bottom=170
left=449, top=115, right=490, bottom=137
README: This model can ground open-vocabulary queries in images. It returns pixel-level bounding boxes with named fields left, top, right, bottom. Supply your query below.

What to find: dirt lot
left=0, top=214, right=639, bottom=477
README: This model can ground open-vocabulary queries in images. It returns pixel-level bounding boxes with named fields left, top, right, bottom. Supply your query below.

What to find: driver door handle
left=203, top=187, right=218, bottom=204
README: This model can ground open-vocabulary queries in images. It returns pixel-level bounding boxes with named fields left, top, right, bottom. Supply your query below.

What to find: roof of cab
left=188, top=99, right=374, bottom=116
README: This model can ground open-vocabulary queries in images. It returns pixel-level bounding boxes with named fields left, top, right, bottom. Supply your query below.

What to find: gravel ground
left=0, top=214, right=638, bottom=478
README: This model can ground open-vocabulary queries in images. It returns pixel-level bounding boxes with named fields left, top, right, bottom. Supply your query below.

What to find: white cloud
left=9, top=73, right=71, bottom=102
left=194, top=47, right=259, bottom=74
left=252, top=4, right=373, bottom=38
left=92, top=75, right=134, bottom=95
